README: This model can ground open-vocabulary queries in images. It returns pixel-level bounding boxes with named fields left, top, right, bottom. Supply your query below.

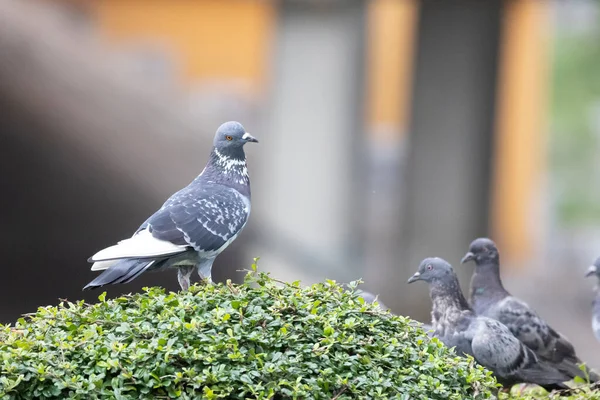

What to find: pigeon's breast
left=195, top=191, right=251, bottom=258
left=593, top=303, right=600, bottom=341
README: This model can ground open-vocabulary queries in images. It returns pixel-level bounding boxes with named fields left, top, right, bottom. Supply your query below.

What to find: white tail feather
left=89, top=229, right=188, bottom=263
left=91, top=259, right=118, bottom=271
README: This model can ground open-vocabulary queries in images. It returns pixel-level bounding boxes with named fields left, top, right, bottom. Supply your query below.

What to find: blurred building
left=1, top=0, right=598, bottom=365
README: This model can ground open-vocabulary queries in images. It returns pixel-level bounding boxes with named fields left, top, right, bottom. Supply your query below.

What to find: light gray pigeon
left=462, top=238, right=598, bottom=382
left=84, top=121, right=258, bottom=291
left=407, top=257, right=571, bottom=391
left=585, top=257, right=600, bottom=343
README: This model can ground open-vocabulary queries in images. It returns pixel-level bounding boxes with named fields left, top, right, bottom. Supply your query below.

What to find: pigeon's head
left=460, top=237, right=499, bottom=266
left=585, top=257, right=600, bottom=279
left=407, top=257, right=455, bottom=285
left=213, top=121, right=258, bottom=151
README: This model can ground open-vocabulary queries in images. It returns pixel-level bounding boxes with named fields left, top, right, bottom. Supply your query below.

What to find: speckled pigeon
left=407, top=257, right=571, bottom=391
left=84, top=121, right=258, bottom=291
left=462, top=237, right=598, bottom=382
left=585, top=257, right=600, bottom=343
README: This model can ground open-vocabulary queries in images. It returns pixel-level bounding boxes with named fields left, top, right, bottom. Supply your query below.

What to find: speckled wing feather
left=470, top=317, right=570, bottom=387
left=486, top=296, right=596, bottom=380
left=138, top=183, right=250, bottom=255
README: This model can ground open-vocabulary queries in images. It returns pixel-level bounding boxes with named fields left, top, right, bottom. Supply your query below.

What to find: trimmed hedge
left=0, top=261, right=598, bottom=399
left=0, top=262, right=497, bottom=399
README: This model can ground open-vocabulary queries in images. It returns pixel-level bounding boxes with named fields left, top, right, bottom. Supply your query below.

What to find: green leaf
left=0, top=267, right=503, bottom=399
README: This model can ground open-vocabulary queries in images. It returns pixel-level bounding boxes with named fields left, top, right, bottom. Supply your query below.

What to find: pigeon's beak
left=242, top=132, right=259, bottom=143
left=461, top=252, right=475, bottom=264
left=407, top=272, right=421, bottom=284
left=586, top=265, right=597, bottom=278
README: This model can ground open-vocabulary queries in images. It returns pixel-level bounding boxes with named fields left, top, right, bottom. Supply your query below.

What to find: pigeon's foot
left=517, top=384, right=529, bottom=396
left=177, top=266, right=195, bottom=291
left=198, top=276, right=213, bottom=286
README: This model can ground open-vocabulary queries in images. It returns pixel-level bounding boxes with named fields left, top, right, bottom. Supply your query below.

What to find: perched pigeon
left=413, top=322, right=435, bottom=337
left=585, top=258, right=600, bottom=343
left=462, top=237, right=598, bottom=382
left=355, top=289, right=389, bottom=311
left=342, top=286, right=389, bottom=311
left=84, top=121, right=258, bottom=291
left=407, top=257, right=571, bottom=391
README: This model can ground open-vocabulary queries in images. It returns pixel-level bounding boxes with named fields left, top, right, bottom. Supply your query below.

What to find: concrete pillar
left=372, top=0, right=503, bottom=319
left=251, top=0, right=367, bottom=283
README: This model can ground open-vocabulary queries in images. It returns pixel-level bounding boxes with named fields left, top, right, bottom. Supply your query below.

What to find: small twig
left=331, top=385, right=348, bottom=399
left=269, top=277, right=302, bottom=289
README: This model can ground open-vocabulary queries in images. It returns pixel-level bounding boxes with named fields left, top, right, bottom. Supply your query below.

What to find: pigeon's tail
left=83, top=259, right=156, bottom=290
left=558, top=358, right=600, bottom=383
left=539, top=383, right=572, bottom=397
left=590, top=369, right=600, bottom=384
left=568, top=360, right=600, bottom=383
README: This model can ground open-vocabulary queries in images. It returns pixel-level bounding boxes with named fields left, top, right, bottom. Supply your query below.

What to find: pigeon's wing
left=134, top=185, right=191, bottom=233
left=489, top=296, right=596, bottom=380
left=144, top=184, right=250, bottom=254
left=471, top=317, right=570, bottom=386
left=491, top=298, right=572, bottom=357
left=434, top=314, right=477, bottom=358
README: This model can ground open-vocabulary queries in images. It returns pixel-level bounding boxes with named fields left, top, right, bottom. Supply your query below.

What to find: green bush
left=500, top=385, right=600, bottom=400
left=2, top=263, right=599, bottom=400
left=0, top=263, right=498, bottom=399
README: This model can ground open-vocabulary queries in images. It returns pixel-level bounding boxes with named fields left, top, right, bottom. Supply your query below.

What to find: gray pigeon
left=407, top=257, right=571, bottom=391
left=585, top=257, right=600, bottom=343
left=342, top=286, right=389, bottom=311
left=412, top=321, right=435, bottom=337
left=355, top=289, right=389, bottom=311
left=84, top=121, right=258, bottom=291
left=462, top=238, right=598, bottom=382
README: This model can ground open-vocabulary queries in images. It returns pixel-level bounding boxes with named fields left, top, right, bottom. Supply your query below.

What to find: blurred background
left=1, top=0, right=600, bottom=366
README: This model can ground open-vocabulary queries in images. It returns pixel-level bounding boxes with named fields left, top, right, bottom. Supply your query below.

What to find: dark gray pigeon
left=585, top=258, right=600, bottom=343
left=462, top=238, right=598, bottom=382
left=84, top=121, right=258, bottom=291
left=407, top=257, right=571, bottom=391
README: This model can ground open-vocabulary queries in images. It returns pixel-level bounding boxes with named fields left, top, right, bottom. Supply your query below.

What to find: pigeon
left=342, top=286, right=389, bottom=311
left=407, top=257, right=571, bottom=391
left=356, top=289, right=389, bottom=311
left=84, top=121, right=258, bottom=291
left=413, top=321, right=435, bottom=337
left=585, top=257, right=600, bottom=343
left=461, top=237, right=598, bottom=382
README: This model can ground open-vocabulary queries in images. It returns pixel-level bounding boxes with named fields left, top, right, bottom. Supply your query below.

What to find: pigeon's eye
left=225, top=135, right=233, bottom=141
left=427, top=265, right=433, bottom=271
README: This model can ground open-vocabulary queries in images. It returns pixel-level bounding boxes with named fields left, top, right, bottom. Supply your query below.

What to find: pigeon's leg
left=197, top=258, right=215, bottom=285
left=177, top=266, right=195, bottom=291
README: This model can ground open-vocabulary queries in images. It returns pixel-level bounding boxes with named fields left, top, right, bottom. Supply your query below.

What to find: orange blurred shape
left=92, top=0, right=275, bottom=94
left=492, top=0, right=550, bottom=267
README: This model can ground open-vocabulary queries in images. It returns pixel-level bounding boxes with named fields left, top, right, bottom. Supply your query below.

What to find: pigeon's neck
left=429, top=278, right=472, bottom=329
left=199, top=147, right=251, bottom=197
left=469, top=261, right=509, bottom=312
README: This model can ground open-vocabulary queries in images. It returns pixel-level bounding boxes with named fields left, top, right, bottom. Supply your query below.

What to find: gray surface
left=252, top=0, right=367, bottom=281
left=367, top=0, right=503, bottom=320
